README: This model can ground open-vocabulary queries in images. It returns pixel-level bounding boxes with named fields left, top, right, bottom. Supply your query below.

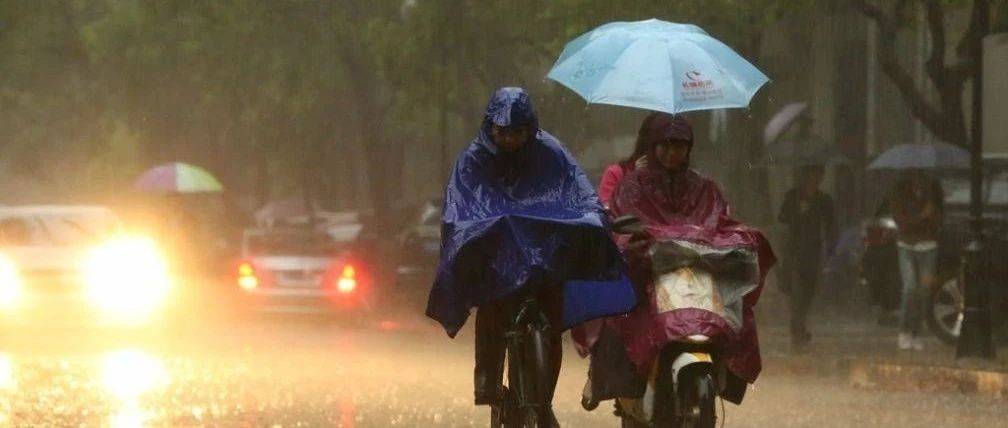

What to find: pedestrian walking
left=778, top=165, right=836, bottom=350
left=890, top=170, right=944, bottom=350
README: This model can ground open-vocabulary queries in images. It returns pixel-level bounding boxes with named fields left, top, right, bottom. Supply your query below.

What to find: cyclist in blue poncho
left=427, top=87, right=636, bottom=422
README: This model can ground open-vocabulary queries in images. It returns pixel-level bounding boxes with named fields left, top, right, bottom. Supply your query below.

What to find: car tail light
left=237, top=262, right=259, bottom=291
left=337, top=264, right=357, bottom=294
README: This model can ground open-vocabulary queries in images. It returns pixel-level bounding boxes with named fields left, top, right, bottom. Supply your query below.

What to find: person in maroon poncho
left=578, top=112, right=776, bottom=406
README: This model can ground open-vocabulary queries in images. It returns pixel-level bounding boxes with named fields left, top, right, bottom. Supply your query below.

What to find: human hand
left=635, top=155, right=648, bottom=169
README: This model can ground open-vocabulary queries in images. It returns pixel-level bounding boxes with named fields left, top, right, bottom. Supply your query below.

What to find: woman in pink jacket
left=598, top=113, right=661, bottom=209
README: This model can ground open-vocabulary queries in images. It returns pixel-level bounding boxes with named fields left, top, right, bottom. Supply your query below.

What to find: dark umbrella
left=868, top=142, right=969, bottom=170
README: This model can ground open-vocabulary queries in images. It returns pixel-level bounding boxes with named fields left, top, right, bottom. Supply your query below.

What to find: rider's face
left=654, top=139, right=690, bottom=170
left=491, top=124, right=531, bottom=152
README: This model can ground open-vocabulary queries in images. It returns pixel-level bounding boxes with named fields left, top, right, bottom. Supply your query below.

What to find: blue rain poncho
left=426, top=87, right=636, bottom=337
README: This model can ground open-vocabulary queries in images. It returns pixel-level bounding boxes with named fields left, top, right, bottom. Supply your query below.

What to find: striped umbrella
left=134, top=162, right=224, bottom=193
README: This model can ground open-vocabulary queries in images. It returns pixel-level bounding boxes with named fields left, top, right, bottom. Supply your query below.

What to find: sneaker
left=898, top=333, right=913, bottom=350
left=911, top=337, right=925, bottom=351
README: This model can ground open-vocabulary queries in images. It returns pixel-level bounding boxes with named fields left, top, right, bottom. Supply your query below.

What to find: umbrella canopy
left=762, top=135, right=849, bottom=166
left=547, top=19, right=769, bottom=114
left=764, top=102, right=808, bottom=144
left=868, top=142, right=969, bottom=170
left=134, top=162, right=224, bottom=193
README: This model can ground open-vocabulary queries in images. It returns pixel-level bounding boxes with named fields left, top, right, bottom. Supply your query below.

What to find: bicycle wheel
left=491, top=387, right=518, bottom=428
left=528, top=326, right=559, bottom=427
left=526, top=327, right=551, bottom=404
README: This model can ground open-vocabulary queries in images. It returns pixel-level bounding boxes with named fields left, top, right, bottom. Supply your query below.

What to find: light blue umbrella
left=547, top=19, right=769, bottom=114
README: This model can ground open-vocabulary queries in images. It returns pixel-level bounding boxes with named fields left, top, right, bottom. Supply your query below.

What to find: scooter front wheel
left=682, top=372, right=716, bottom=428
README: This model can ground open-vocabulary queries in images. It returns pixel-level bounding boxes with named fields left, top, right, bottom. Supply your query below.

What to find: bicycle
left=490, top=292, right=558, bottom=428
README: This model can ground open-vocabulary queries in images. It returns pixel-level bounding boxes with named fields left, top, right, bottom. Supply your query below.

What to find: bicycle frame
left=503, top=295, right=553, bottom=420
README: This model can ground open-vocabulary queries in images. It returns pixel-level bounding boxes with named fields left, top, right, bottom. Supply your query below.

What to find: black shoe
left=581, top=377, right=599, bottom=411
left=474, top=381, right=501, bottom=405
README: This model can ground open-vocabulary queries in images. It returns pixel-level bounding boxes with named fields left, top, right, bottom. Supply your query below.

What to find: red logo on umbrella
left=682, top=71, right=713, bottom=90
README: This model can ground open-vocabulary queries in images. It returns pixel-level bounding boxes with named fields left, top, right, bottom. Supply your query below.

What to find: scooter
left=614, top=337, right=719, bottom=428
left=602, top=216, right=754, bottom=428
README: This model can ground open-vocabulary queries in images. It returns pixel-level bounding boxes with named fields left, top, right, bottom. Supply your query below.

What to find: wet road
left=0, top=312, right=1005, bottom=427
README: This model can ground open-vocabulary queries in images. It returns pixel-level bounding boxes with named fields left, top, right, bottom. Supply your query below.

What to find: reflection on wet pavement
left=0, top=318, right=1002, bottom=427
left=102, top=349, right=168, bottom=427
left=0, top=353, right=14, bottom=391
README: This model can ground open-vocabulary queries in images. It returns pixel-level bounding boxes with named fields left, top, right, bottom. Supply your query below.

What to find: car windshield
left=942, top=172, right=1008, bottom=206
left=991, top=172, right=1008, bottom=205
left=0, top=210, right=120, bottom=246
left=245, top=228, right=354, bottom=256
left=942, top=177, right=972, bottom=205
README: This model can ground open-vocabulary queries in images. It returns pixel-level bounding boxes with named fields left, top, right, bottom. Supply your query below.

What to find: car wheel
left=927, top=272, right=964, bottom=345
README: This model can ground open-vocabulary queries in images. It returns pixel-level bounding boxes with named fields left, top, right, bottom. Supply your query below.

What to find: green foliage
left=0, top=0, right=803, bottom=213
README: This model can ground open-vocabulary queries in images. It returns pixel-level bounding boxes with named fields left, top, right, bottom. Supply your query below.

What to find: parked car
left=861, top=158, right=1008, bottom=344
left=234, top=219, right=378, bottom=316
left=0, top=205, right=172, bottom=326
left=394, top=199, right=441, bottom=305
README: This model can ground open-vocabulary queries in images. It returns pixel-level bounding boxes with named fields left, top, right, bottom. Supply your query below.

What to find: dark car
left=861, top=158, right=1008, bottom=344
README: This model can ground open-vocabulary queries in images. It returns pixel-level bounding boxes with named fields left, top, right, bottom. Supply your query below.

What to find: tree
left=0, top=1, right=811, bottom=224
left=0, top=1, right=112, bottom=196
left=853, top=0, right=995, bottom=147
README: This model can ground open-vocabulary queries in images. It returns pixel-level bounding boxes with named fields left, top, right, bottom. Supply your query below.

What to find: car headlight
left=0, top=255, right=22, bottom=309
left=82, top=236, right=171, bottom=321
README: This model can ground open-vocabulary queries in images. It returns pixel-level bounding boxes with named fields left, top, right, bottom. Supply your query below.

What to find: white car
left=0, top=205, right=171, bottom=325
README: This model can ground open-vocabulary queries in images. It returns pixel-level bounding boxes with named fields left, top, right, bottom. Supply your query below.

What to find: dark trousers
left=473, top=288, right=563, bottom=406
left=783, top=251, right=821, bottom=342
left=584, top=325, right=645, bottom=401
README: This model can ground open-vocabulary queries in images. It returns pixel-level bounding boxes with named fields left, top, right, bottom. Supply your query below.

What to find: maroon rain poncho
left=575, top=113, right=775, bottom=385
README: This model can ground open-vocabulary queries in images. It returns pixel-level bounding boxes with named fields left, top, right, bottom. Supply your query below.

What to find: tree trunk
left=853, top=0, right=975, bottom=147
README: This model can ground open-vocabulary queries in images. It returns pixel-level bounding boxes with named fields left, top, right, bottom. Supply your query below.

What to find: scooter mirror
left=611, top=215, right=644, bottom=235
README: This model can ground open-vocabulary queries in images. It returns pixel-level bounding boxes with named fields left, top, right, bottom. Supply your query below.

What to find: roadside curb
left=849, top=361, right=1008, bottom=399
